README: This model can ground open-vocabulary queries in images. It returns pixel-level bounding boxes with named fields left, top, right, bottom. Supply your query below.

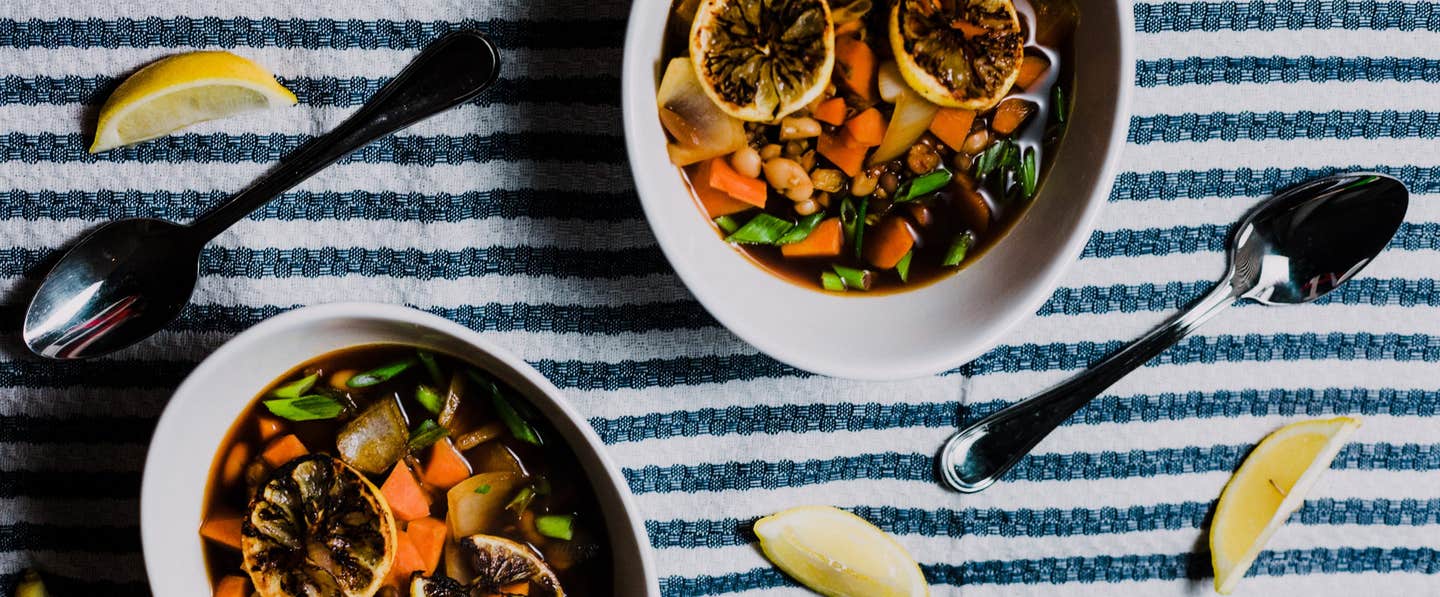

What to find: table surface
left=2, top=1, right=1439, bottom=595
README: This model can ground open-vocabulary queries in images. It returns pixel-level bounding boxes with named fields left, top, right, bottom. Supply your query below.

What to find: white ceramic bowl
left=140, top=303, right=659, bottom=596
left=622, top=1, right=1134, bottom=380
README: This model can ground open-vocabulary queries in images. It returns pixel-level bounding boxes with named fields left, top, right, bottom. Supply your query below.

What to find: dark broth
left=202, top=344, right=612, bottom=596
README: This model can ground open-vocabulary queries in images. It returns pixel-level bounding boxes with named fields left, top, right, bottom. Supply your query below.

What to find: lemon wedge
left=91, top=51, right=296, bottom=152
left=1210, top=417, right=1361, bottom=594
left=754, top=505, right=928, bottom=597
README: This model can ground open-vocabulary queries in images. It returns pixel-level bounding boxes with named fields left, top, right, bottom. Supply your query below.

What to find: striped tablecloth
left=3, top=0, right=1438, bottom=595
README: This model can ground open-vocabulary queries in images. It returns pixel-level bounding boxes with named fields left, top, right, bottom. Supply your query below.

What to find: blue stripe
left=1136, top=56, right=1440, bottom=87
left=0, top=74, right=620, bottom=107
left=622, top=443, right=1440, bottom=494
left=0, top=188, right=640, bottom=222
left=0, top=132, right=624, bottom=164
left=1134, top=1, right=1440, bottom=33
left=2, top=245, right=668, bottom=279
left=1128, top=110, right=1440, bottom=144
left=1080, top=222, right=1439, bottom=258
left=1109, top=165, right=1440, bottom=201
left=592, top=385, right=1440, bottom=444
left=645, top=498, right=1440, bottom=549
left=662, top=548, right=1440, bottom=593
left=0, top=17, right=622, bottom=50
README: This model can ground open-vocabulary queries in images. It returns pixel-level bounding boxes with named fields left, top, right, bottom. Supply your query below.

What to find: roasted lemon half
left=690, top=0, right=835, bottom=122
left=889, top=0, right=1024, bottom=110
left=242, top=454, right=397, bottom=597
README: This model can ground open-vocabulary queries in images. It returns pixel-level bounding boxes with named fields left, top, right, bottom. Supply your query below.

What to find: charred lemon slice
left=409, top=575, right=468, bottom=597
left=461, top=535, right=564, bottom=596
left=690, top=0, right=835, bottom=122
left=889, top=0, right=1024, bottom=110
left=242, top=454, right=397, bottom=597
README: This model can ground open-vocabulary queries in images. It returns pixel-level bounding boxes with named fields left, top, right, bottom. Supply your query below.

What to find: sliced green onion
left=895, top=169, right=953, bottom=202
left=347, top=359, right=416, bottom=388
left=896, top=250, right=913, bottom=283
left=506, top=486, right=537, bottom=514
left=416, top=350, right=445, bottom=387
left=270, top=372, right=318, bottom=399
left=839, top=196, right=860, bottom=249
left=535, top=514, right=575, bottom=541
left=725, top=213, right=794, bottom=245
left=1000, top=140, right=1021, bottom=171
left=831, top=265, right=874, bottom=291
left=942, top=231, right=976, bottom=267
left=1020, top=147, right=1038, bottom=198
left=475, top=483, right=492, bottom=495
left=852, top=198, right=869, bottom=260
left=713, top=215, right=742, bottom=234
left=263, top=395, right=344, bottom=421
left=1053, top=85, right=1067, bottom=123
left=416, top=384, right=443, bottom=414
left=975, top=141, right=1005, bottom=178
left=777, top=213, right=825, bottom=245
left=407, top=419, right=449, bottom=452
left=820, top=271, right=846, bottom=292
left=475, top=374, right=543, bottom=446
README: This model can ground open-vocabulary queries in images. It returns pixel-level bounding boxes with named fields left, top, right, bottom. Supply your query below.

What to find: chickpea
left=907, top=143, right=941, bottom=175
left=811, top=168, right=845, bottom=193
left=783, top=140, right=808, bottom=158
left=851, top=171, right=879, bottom=196
left=729, top=146, right=762, bottom=178
left=794, top=199, right=820, bottom=216
left=814, top=191, right=832, bottom=208
left=759, top=143, right=783, bottom=161
left=962, top=128, right=990, bottom=155
left=763, top=157, right=814, bottom=202
left=798, top=149, right=817, bottom=172
left=879, top=172, right=900, bottom=196
left=779, top=116, right=823, bottom=140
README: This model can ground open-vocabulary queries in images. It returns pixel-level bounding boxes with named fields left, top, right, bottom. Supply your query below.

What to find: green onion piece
left=839, top=196, right=859, bottom=249
left=535, top=514, right=575, bottom=541
left=270, top=372, right=318, bottom=399
left=853, top=198, right=869, bottom=260
left=713, top=215, right=741, bottom=234
left=416, top=350, right=444, bottom=387
left=896, top=250, right=913, bottom=283
left=407, top=419, right=449, bottom=452
left=347, top=359, right=416, bottom=388
left=475, top=483, right=492, bottom=495
left=1000, top=140, right=1021, bottom=171
left=895, top=169, right=953, bottom=203
left=820, top=271, right=846, bottom=292
left=506, top=486, right=537, bottom=514
left=1053, top=85, right=1067, bottom=123
left=416, top=384, right=443, bottom=414
left=725, top=213, right=794, bottom=245
left=831, top=265, right=874, bottom=291
left=1020, top=147, right=1039, bottom=198
left=263, top=395, right=344, bottom=421
left=942, top=231, right=976, bottom=267
left=975, top=141, right=1005, bottom=178
left=480, top=377, right=543, bottom=446
left=777, top=213, right=825, bottom=245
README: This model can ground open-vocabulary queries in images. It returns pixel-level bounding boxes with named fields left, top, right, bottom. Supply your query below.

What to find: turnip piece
left=657, top=57, right=746, bottom=166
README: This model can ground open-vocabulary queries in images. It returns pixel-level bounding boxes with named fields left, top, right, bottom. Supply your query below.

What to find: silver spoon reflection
left=938, top=172, right=1409, bottom=493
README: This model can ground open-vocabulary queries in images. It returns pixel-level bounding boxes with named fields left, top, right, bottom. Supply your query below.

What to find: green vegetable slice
left=270, top=372, right=318, bottom=399
left=852, top=198, right=869, bottom=260
left=832, top=265, right=874, bottom=291
left=535, top=514, right=575, bottom=541
left=777, top=213, right=826, bottom=245
left=896, top=250, right=913, bottom=283
left=895, top=169, right=952, bottom=202
left=407, top=419, right=449, bottom=452
left=347, top=359, right=415, bottom=388
left=506, top=486, right=537, bottom=514
left=839, top=196, right=860, bottom=250
left=714, top=215, right=742, bottom=234
left=821, top=271, right=846, bottom=292
left=263, top=395, right=344, bottom=421
left=468, top=370, right=543, bottom=446
left=1053, top=84, right=1067, bottom=124
left=942, top=231, right=976, bottom=267
left=416, top=350, right=445, bottom=387
left=725, top=213, right=794, bottom=244
left=1020, top=147, right=1038, bottom=198
left=416, top=384, right=443, bottom=414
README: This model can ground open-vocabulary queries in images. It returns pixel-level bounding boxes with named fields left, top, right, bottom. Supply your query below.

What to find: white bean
left=729, top=147, right=762, bottom=178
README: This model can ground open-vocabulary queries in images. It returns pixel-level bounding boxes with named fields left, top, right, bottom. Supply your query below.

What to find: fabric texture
left=1, top=0, right=1438, bottom=595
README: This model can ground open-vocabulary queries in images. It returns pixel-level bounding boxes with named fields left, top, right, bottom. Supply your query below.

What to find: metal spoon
left=938, top=172, right=1409, bottom=493
left=22, top=31, right=500, bottom=359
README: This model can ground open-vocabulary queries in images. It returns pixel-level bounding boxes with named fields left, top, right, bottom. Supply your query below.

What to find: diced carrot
left=407, top=517, right=448, bottom=575
left=482, top=583, right=531, bottom=597
left=834, top=36, right=876, bottom=101
left=260, top=434, right=308, bottom=468
left=990, top=99, right=1035, bottom=136
left=382, top=463, right=432, bottom=522
left=388, top=528, right=427, bottom=587
left=864, top=216, right=917, bottom=269
left=843, top=108, right=887, bottom=147
left=688, top=160, right=756, bottom=217
left=214, top=575, right=250, bottom=597
left=421, top=438, right=473, bottom=490
left=329, top=369, right=356, bottom=389
left=706, top=156, right=767, bottom=208
left=780, top=218, right=843, bottom=258
left=200, top=516, right=244, bottom=550
left=220, top=442, right=252, bottom=489
left=929, top=108, right=977, bottom=151
left=813, top=97, right=847, bottom=126
left=816, top=131, right=867, bottom=177
left=256, top=415, right=285, bottom=442
left=1015, top=54, right=1050, bottom=90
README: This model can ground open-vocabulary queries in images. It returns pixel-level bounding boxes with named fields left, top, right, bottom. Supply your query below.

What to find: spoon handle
left=186, top=31, right=500, bottom=241
left=938, top=277, right=1243, bottom=493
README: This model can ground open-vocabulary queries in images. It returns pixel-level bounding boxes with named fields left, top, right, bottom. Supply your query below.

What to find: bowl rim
left=139, top=302, right=659, bottom=595
left=622, top=0, right=1135, bottom=380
